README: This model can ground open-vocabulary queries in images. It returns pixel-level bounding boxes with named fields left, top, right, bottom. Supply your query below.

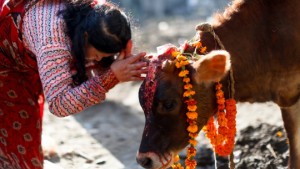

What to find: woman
left=0, top=0, right=148, bottom=168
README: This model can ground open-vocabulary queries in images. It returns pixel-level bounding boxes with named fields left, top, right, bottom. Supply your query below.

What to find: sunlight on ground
left=43, top=105, right=126, bottom=169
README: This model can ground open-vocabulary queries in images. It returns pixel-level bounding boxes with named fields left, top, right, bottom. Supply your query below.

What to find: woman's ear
left=125, top=39, right=133, bottom=57
left=118, top=39, right=133, bottom=60
left=192, top=50, right=231, bottom=83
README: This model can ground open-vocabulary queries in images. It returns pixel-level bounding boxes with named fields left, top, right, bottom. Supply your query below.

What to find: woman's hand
left=111, top=52, right=148, bottom=82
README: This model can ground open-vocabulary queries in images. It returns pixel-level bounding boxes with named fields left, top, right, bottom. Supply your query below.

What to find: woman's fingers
left=117, top=62, right=147, bottom=82
left=129, top=68, right=148, bottom=75
left=111, top=50, right=149, bottom=82
left=126, top=52, right=146, bottom=64
left=129, top=62, right=147, bottom=70
left=129, top=62, right=148, bottom=76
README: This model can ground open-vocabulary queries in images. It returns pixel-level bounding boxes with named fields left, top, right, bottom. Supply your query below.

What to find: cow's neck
left=216, top=27, right=271, bottom=103
left=200, top=0, right=300, bottom=107
left=200, top=0, right=274, bottom=104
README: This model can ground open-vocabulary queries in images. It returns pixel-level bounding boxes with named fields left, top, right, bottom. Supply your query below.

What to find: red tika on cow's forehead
left=141, top=62, right=158, bottom=117
left=140, top=44, right=178, bottom=115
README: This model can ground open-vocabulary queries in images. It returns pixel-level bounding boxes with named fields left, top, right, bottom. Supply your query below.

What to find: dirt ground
left=43, top=84, right=287, bottom=169
left=42, top=18, right=288, bottom=169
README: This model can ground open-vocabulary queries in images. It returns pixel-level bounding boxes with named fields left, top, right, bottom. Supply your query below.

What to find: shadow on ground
left=73, top=100, right=145, bottom=169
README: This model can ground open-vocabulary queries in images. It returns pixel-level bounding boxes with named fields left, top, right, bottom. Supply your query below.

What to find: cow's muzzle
left=136, top=151, right=174, bottom=169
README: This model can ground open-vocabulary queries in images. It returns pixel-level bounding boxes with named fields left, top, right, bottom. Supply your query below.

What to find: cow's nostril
left=137, top=157, right=152, bottom=168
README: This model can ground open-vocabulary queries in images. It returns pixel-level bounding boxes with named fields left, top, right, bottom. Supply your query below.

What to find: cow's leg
left=281, top=99, right=300, bottom=169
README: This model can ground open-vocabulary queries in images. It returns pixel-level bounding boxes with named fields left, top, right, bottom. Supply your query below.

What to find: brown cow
left=136, top=0, right=300, bottom=168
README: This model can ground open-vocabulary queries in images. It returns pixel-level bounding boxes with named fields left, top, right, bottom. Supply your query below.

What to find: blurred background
left=43, top=0, right=284, bottom=169
left=114, top=0, right=229, bottom=19
left=113, top=0, right=231, bottom=53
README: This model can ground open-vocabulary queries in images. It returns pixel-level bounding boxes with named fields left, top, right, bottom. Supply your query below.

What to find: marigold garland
left=171, top=41, right=207, bottom=169
left=170, top=40, right=237, bottom=169
left=203, top=83, right=237, bottom=157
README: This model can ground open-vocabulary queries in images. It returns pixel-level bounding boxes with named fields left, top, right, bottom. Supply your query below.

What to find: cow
left=136, top=0, right=300, bottom=168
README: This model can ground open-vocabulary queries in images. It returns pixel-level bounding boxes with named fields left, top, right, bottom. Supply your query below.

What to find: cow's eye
left=163, top=100, right=176, bottom=111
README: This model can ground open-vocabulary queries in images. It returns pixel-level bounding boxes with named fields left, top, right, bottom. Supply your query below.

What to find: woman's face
left=85, top=43, right=116, bottom=64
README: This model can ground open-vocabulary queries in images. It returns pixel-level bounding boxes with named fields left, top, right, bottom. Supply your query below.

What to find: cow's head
left=136, top=44, right=231, bottom=169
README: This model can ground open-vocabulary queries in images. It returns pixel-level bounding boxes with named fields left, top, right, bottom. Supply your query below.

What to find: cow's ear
left=192, top=50, right=231, bottom=83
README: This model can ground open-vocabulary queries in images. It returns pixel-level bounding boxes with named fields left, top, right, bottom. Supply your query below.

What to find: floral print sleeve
left=22, top=0, right=119, bottom=117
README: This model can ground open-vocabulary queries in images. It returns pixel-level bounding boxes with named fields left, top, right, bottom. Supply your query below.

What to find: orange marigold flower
left=171, top=51, right=181, bottom=58
left=226, top=105, right=237, bottom=112
left=185, top=98, right=197, bottom=105
left=183, top=91, right=189, bottom=97
left=226, top=139, right=235, bottom=146
left=204, top=97, right=237, bottom=157
left=175, top=62, right=181, bottom=68
left=183, top=77, right=190, bottom=83
left=276, top=131, right=283, bottom=137
left=187, top=124, right=198, bottom=133
left=210, top=137, right=217, bottom=145
left=215, top=146, right=228, bottom=156
left=174, top=154, right=180, bottom=163
left=189, top=132, right=198, bottom=138
left=215, top=83, right=222, bottom=90
left=226, top=98, right=236, bottom=105
left=179, top=70, right=189, bottom=77
left=185, top=159, right=197, bottom=169
left=227, top=128, right=236, bottom=135
left=177, top=55, right=187, bottom=61
left=192, top=41, right=202, bottom=48
left=181, top=60, right=190, bottom=66
left=187, top=105, right=197, bottom=111
left=202, top=125, right=208, bottom=132
left=218, top=104, right=225, bottom=111
left=172, top=163, right=183, bottom=169
left=189, top=90, right=196, bottom=96
left=186, top=166, right=196, bottom=169
left=226, top=104, right=236, bottom=110
left=226, top=108, right=236, bottom=113
left=187, top=147, right=197, bottom=157
left=184, top=90, right=196, bottom=97
left=189, top=139, right=198, bottom=147
left=216, top=134, right=225, bottom=145
left=217, top=112, right=227, bottom=126
left=217, top=98, right=225, bottom=105
left=184, top=84, right=193, bottom=90
left=200, top=46, right=207, bottom=53
left=218, top=126, right=228, bottom=135
left=186, top=112, right=198, bottom=120
left=176, top=60, right=190, bottom=68
left=216, top=90, right=224, bottom=98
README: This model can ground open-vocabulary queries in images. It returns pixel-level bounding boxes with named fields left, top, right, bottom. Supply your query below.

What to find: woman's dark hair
left=59, top=0, right=131, bottom=85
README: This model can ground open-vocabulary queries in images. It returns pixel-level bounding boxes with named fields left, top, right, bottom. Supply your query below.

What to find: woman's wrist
left=93, top=68, right=119, bottom=92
